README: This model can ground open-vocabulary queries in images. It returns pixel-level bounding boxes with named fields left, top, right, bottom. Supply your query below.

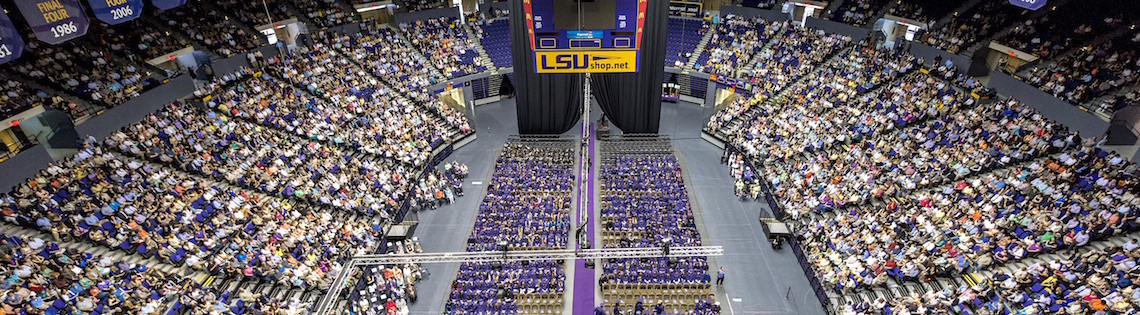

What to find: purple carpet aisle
left=572, top=124, right=598, bottom=313
left=598, top=137, right=717, bottom=315
left=445, top=139, right=575, bottom=314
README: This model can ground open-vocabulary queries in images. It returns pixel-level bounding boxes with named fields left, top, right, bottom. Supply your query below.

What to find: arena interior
left=1, top=0, right=1140, bottom=314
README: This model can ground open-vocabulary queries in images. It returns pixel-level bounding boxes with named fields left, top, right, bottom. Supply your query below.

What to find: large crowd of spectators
left=216, top=0, right=294, bottom=27
left=344, top=239, right=425, bottom=315
left=106, top=103, right=421, bottom=220
left=702, top=28, right=1140, bottom=313
left=919, top=0, right=1027, bottom=54
left=446, top=140, right=573, bottom=314
left=886, top=0, right=958, bottom=28
left=0, top=77, right=87, bottom=121
left=0, top=53, right=467, bottom=310
left=695, top=15, right=780, bottom=76
left=239, top=56, right=439, bottom=166
left=316, top=25, right=472, bottom=137
left=598, top=141, right=716, bottom=315
left=295, top=0, right=356, bottom=29
left=991, top=245, right=1140, bottom=313
left=742, top=26, right=850, bottom=95
left=0, top=233, right=179, bottom=314
left=1021, top=32, right=1140, bottom=106
left=155, top=4, right=265, bottom=57
left=707, top=44, right=915, bottom=140
left=5, top=40, right=150, bottom=108
left=87, top=22, right=192, bottom=63
left=401, top=17, right=486, bottom=78
left=996, top=2, right=1126, bottom=60
left=2, top=136, right=382, bottom=294
left=828, top=0, right=890, bottom=27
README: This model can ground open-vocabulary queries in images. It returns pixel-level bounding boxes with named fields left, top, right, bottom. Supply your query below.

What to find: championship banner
left=14, top=0, right=90, bottom=45
left=151, top=0, right=186, bottom=10
left=88, top=0, right=144, bottom=25
left=1008, top=0, right=1046, bottom=10
left=0, top=4, right=25, bottom=65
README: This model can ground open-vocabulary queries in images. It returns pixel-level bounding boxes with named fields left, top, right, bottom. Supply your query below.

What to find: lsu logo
left=535, top=50, right=638, bottom=73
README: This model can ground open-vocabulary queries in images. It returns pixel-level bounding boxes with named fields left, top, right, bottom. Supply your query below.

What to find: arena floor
left=406, top=99, right=827, bottom=315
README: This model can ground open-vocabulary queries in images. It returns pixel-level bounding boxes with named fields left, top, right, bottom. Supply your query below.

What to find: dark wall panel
left=394, top=7, right=460, bottom=23
left=76, top=75, right=195, bottom=140
left=987, top=71, right=1108, bottom=136
left=719, top=5, right=788, bottom=22
left=0, top=145, right=52, bottom=194
left=908, top=42, right=970, bottom=69
left=804, top=17, right=869, bottom=42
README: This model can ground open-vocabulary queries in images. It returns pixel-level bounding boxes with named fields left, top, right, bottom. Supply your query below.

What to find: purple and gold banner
left=14, top=0, right=90, bottom=45
left=88, top=0, right=144, bottom=25
left=0, top=4, right=25, bottom=65
left=151, top=0, right=186, bottom=10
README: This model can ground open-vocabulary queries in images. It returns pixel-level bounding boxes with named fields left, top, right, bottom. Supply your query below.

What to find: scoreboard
left=525, top=0, right=646, bottom=73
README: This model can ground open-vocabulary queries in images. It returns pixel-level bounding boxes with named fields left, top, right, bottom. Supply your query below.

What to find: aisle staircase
left=739, top=23, right=790, bottom=77
left=685, top=24, right=719, bottom=69
left=1, top=69, right=104, bottom=123
left=868, top=0, right=898, bottom=25
left=930, top=0, right=985, bottom=31
left=958, top=0, right=1074, bottom=59
left=461, top=21, right=496, bottom=69
left=391, top=25, right=447, bottom=80
left=821, top=0, right=847, bottom=18
left=711, top=45, right=855, bottom=142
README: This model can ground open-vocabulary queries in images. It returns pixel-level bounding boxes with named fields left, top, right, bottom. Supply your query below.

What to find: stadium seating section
left=3, top=1, right=1140, bottom=315
left=475, top=18, right=512, bottom=68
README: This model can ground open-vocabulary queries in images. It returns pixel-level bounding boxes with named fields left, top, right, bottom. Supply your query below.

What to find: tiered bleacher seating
left=294, top=0, right=356, bottom=29
left=0, top=233, right=182, bottom=314
left=665, top=17, right=708, bottom=67
left=154, top=3, right=265, bottom=57
left=887, top=0, right=960, bottom=26
left=0, top=75, right=64, bottom=119
left=598, top=138, right=715, bottom=315
left=920, top=0, right=1028, bottom=54
left=399, top=0, right=447, bottom=12
left=828, top=0, right=890, bottom=27
left=696, top=15, right=779, bottom=76
left=445, top=139, right=573, bottom=314
left=345, top=239, right=425, bottom=314
left=475, top=18, right=512, bottom=68
left=85, top=22, right=193, bottom=63
left=216, top=0, right=294, bottom=27
left=742, top=27, right=851, bottom=96
left=315, top=26, right=473, bottom=141
left=1021, top=31, right=1140, bottom=107
left=3, top=39, right=152, bottom=109
left=988, top=245, right=1140, bottom=313
left=401, top=17, right=485, bottom=78
left=708, top=45, right=912, bottom=141
left=996, top=0, right=1128, bottom=59
left=709, top=37, right=1140, bottom=313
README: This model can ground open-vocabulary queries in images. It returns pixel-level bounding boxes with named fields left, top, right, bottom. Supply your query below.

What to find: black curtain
left=509, top=0, right=583, bottom=134
left=589, top=0, right=668, bottom=134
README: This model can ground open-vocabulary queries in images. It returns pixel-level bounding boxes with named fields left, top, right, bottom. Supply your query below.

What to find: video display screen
left=552, top=0, right=616, bottom=30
